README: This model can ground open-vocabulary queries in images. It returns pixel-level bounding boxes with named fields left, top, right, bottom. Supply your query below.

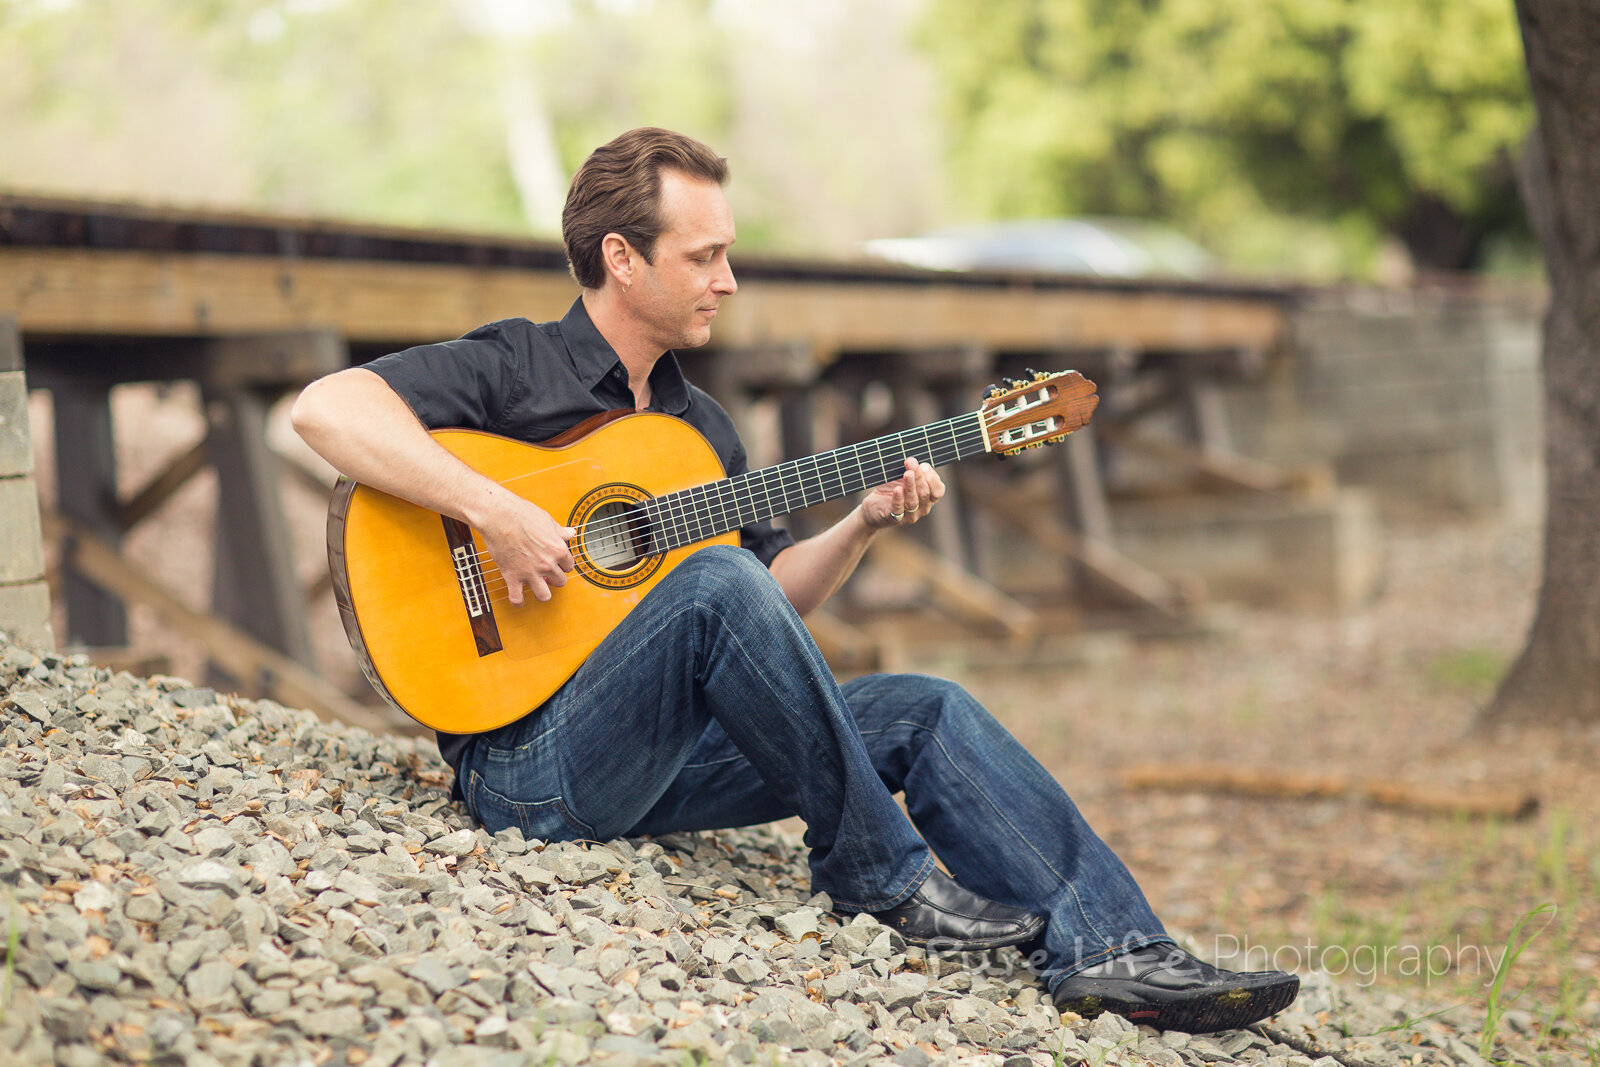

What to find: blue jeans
left=454, top=545, right=1171, bottom=986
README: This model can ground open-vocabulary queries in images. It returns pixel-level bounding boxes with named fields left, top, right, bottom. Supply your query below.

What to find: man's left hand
left=863, top=457, right=945, bottom=530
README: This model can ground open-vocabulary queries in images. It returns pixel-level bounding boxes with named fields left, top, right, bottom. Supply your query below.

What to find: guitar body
left=330, top=413, right=735, bottom=734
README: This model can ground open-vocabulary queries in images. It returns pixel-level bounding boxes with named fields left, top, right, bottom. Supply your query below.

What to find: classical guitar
left=328, top=370, right=1098, bottom=732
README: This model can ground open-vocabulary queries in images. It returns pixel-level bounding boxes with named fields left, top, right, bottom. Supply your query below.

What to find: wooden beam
left=868, top=535, right=1040, bottom=640
left=119, top=436, right=210, bottom=531
left=2, top=247, right=1287, bottom=354
left=963, top=475, right=1185, bottom=616
left=1097, top=421, right=1291, bottom=494
left=1118, top=763, right=1538, bottom=820
left=804, top=609, right=880, bottom=674
left=42, top=507, right=400, bottom=735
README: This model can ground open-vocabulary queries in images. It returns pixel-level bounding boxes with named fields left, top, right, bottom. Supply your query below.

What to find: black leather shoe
left=1054, top=944, right=1299, bottom=1034
left=869, top=869, right=1046, bottom=951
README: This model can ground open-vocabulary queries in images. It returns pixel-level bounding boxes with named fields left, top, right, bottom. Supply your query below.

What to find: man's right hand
left=473, top=489, right=577, bottom=606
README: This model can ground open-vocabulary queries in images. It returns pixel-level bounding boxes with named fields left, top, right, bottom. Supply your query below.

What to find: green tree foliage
left=0, top=0, right=944, bottom=254
left=0, top=0, right=526, bottom=232
left=918, top=0, right=1534, bottom=276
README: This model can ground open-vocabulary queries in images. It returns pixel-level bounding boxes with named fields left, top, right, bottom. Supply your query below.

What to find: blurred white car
left=862, top=217, right=1217, bottom=279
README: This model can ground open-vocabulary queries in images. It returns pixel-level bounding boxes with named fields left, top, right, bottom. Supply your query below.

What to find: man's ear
left=600, top=233, right=633, bottom=289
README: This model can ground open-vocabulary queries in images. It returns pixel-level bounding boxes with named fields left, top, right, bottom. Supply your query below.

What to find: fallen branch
left=1118, top=762, right=1538, bottom=820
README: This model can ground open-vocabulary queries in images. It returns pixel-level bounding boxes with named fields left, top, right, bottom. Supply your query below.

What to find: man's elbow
left=289, top=376, right=340, bottom=449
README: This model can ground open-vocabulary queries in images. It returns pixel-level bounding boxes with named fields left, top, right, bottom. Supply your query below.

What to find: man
left=291, top=127, right=1298, bottom=1034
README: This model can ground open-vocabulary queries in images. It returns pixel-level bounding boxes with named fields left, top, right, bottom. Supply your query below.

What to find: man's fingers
left=901, top=471, right=920, bottom=513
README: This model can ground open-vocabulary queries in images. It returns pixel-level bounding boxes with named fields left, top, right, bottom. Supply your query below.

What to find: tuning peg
left=985, top=382, right=1002, bottom=398
left=1032, top=368, right=1050, bottom=381
left=1024, top=367, right=1039, bottom=379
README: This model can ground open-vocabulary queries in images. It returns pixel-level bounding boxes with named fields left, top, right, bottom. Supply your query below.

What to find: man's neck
left=582, top=288, right=660, bottom=410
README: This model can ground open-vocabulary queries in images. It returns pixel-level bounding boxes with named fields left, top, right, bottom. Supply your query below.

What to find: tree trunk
left=1481, top=0, right=1600, bottom=728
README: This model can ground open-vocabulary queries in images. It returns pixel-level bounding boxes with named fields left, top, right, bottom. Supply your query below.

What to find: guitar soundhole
left=571, top=484, right=663, bottom=589
left=586, top=500, right=646, bottom=568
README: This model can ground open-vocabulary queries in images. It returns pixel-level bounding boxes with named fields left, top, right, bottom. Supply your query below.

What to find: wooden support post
left=204, top=384, right=314, bottom=671
left=1180, top=362, right=1236, bottom=456
left=198, top=331, right=344, bottom=677
left=1059, top=424, right=1114, bottom=544
left=51, top=377, right=127, bottom=646
left=889, top=347, right=993, bottom=574
left=778, top=389, right=820, bottom=540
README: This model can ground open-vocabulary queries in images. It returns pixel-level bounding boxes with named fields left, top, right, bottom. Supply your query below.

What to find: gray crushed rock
left=0, top=638, right=1556, bottom=1066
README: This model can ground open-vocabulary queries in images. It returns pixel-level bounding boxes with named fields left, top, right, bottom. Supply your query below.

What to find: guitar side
left=329, top=415, right=735, bottom=733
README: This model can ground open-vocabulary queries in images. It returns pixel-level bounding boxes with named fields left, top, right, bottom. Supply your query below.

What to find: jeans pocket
left=466, top=770, right=595, bottom=842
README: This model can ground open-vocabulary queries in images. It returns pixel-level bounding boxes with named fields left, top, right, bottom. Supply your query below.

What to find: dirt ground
left=27, top=384, right=1600, bottom=1056
left=962, top=517, right=1600, bottom=1055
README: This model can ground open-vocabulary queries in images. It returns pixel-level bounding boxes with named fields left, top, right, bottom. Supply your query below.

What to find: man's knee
left=672, top=544, right=785, bottom=613
left=850, top=673, right=986, bottom=732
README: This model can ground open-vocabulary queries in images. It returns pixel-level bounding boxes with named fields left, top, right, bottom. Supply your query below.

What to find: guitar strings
left=455, top=395, right=1061, bottom=606
left=460, top=406, right=1017, bottom=605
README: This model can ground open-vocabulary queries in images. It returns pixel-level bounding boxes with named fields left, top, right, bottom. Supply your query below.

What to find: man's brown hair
left=562, top=127, right=729, bottom=290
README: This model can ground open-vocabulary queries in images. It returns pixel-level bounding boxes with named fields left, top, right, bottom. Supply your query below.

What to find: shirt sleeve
left=361, top=321, right=524, bottom=432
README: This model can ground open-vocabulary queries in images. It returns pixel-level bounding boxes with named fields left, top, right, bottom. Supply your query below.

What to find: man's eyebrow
left=688, top=238, right=734, bottom=255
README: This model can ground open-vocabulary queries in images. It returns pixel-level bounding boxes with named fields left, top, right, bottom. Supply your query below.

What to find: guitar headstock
left=979, top=369, right=1099, bottom=455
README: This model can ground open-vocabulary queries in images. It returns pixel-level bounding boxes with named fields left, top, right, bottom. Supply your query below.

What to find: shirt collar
left=559, top=297, right=691, bottom=416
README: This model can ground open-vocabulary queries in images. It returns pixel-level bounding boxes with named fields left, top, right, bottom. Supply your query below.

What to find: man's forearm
left=291, top=368, right=505, bottom=527
left=767, top=506, right=881, bottom=617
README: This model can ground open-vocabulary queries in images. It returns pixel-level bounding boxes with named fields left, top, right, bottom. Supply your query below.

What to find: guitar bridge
left=453, top=545, right=487, bottom=617
left=441, top=517, right=504, bottom=657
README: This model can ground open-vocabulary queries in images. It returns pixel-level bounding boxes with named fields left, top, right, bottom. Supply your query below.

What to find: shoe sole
left=1057, top=973, right=1299, bottom=1034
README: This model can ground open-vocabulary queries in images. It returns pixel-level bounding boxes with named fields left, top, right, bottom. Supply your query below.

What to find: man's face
left=627, top=169, right=737, bottom=351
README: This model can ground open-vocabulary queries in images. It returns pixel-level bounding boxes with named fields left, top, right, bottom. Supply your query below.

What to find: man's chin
left=678, top=326, right=714, bottom=349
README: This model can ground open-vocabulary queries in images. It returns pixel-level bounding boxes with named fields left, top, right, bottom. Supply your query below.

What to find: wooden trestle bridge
left=1, top=192, right=1294, bottom=732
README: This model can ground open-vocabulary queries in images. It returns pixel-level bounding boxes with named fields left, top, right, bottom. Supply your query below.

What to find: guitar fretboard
left=642, top=410, right=990, bottom=552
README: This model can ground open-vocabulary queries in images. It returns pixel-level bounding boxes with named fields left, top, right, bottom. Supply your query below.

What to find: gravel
left=0, top=636, right=1554, bottom=1066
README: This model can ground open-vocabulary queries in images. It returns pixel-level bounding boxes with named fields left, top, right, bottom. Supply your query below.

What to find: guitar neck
left=644, top=410, right=989, bottom=552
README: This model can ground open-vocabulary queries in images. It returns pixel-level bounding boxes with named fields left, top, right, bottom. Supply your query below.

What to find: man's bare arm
left=768, top=458, right=944, bottom=617
left=289, top=368, right=575, bottom=604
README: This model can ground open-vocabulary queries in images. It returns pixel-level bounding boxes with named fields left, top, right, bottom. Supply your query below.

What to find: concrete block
left=0, top=476, right=46, bottom=582
left=1222, top=288, right=1544, bottom=519
left=1110, top=488, right=1381, bottom=611
left=0, top=371, right=33, bottom=477
left=0, top=319, right=18, bottom=373
left=0, top=580, right=55, bottom=650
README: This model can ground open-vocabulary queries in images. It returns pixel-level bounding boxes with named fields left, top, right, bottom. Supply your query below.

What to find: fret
left=798, top=454, right=823, bottom=508
left=778, top=459, right=803, bottom=512
left=716, top=478, right=742, bottom=531
left=641, top=412, right=995, bottom=554
left=821, top=448, right=845, bottom=499
left=690, top=484, right=713, bottom=542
